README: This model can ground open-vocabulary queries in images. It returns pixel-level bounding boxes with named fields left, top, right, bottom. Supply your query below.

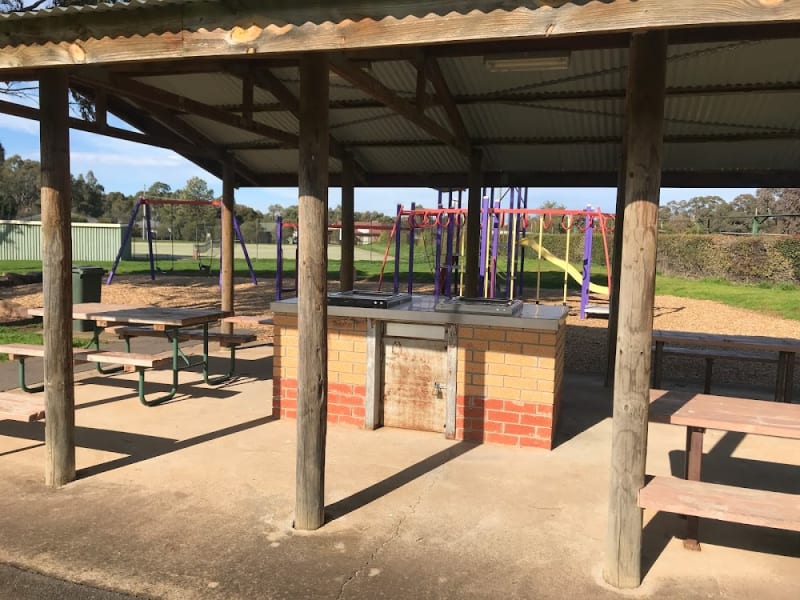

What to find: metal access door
left=382, top=336, right=447, bottom=432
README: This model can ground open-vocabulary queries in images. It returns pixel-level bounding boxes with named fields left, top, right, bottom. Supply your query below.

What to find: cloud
left=0, top=113, right=39, bottom=136
left=70, top=150, right=184, bottom=169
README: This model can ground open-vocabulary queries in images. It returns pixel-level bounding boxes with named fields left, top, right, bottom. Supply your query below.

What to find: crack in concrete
left=335, top=469, right=442, bottom=600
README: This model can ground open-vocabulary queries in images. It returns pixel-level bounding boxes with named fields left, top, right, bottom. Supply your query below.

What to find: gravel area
left=2, top=274, right=798, bottom=392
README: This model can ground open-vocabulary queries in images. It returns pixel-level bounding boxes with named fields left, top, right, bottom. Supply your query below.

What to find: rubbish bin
left=72, top=266, right=105, bottom=332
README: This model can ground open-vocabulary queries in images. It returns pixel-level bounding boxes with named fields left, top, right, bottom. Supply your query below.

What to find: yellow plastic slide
left=519, top=238, right=610, bottom=296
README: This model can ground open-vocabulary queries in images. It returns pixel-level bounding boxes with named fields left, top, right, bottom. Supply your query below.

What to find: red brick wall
left=455, top=325, right=565, bottom=449
left=273, top=314, right=368, bottom=427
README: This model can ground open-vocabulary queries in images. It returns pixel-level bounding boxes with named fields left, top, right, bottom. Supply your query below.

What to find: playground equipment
left=275, top=215, right=298, bottom=300
left=377, top=190, right=614, bottom=317
left=107, top=196, right=258, bottom=284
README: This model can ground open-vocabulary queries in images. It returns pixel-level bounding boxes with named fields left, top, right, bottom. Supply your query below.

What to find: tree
left=0, top=154, right=40, bottom=217
left=774, top=189, right=800, bottom=234
left=72, top=170, right=105, bottom=218
left=102, top=191, right=135, bottom=224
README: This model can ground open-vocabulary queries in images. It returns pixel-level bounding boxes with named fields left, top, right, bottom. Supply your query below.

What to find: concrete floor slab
left=0, top=346, right=798, bottom=599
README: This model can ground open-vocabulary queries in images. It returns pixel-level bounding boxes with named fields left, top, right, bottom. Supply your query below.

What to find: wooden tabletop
left=653, top=329, right=800, bottom=354
left=28, top=303, right=227, bottom=327
left=650, top=389, right=800, bottom=439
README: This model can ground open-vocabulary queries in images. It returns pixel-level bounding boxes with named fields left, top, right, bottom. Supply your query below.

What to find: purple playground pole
left=234, top=217, right=258, bottom=284
left=478, top=192, right=489, bottom=283
left=505, top=188, right=515, bottom=298
left=580, top=208, right=594, bottom=319
left=276, top=215, right=284, bottom=300
left=434, top=192, right=443, bottom=303
left=145, top=202, right=156, bottom=281
left=407, top=202, right=416, bottom=295
left=393, top=204, right=402, bottom=295
left=490, top=200, right=501, bottom=298
left=518, top=187, right=529, bottom=297
left=107, top=197, right=143, bottom=284
left=445, top=190, right=455, bottom=298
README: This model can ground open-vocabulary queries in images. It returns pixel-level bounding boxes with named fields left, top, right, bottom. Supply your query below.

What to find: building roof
left=0, top=1, right=799, bottom=189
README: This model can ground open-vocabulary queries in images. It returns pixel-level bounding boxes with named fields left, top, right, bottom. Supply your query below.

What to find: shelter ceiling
left=0, top=1, right=799, bottom=188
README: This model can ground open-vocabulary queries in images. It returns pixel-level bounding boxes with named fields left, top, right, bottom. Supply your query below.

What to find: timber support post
left=40, top=70, right=76, bottom=487
left=605, top=109, right=629, bottom=388
left=221, top=153, right=235, bottom=335
left=340, top=153, right=355, bottom=292
left=604, top=30, right=667, bottom=589
left=464, top=148, right=483, bottom=298
left=295, top=53, right=330, bottom=531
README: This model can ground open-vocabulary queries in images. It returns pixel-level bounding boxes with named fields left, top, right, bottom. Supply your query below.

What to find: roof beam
left=83, top=82, right=262, bottom=187
left=329, top=54, right=470, bottom=157
left=247, top=169, right=800, bottom=189
left=215, top=81, right=800, bottom=114
left=3, top=1, right=800, bottom=69
left=341, top=131, right=800, bottom=148
left=0, top=97, right=216, bottom=159
left=423, top=56, right=471, bottom=151
left=226, top=63, right=368, bottom=183
left=72, top=74, right=299, bottom=147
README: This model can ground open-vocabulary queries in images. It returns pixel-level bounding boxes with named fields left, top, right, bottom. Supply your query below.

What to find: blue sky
left=0, top=110, right=756, bottom=217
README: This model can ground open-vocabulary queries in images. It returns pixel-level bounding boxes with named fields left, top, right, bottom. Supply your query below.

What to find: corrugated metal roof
left=357, top=146, right=467, bottom=174
left=0, top=0, right=195, bottom=20
left=2, top=14, right=799, bottom=185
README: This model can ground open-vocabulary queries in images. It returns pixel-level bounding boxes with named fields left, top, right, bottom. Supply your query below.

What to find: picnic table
left=25, top=303, right=234, bottom=406
left=652, top=330, right=799, bottom=402
left=643, top=389, right=800, bottom=550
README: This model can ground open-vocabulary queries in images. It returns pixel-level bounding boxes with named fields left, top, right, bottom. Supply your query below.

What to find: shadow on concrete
left=554, top=371, right=612, bottom=447
left=324, top=441, right=476, bottom=522
left=0, top=416, right=277, bottom=479
left=77, top=375, right=241, bottom=401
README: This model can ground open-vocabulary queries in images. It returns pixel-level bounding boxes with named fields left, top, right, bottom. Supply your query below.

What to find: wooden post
left=463, top=148, right=483, bottom=298
left=604, top=115, right=628, bottom=387
left=340, top=154, right=355, bottom=292
left=40, top=70, right=75, bottom=487
left=295, top=53, right=329, bottom=531
left=221, top=154, right=235, bottom=335
left=604, top=30, right=667, bottom=589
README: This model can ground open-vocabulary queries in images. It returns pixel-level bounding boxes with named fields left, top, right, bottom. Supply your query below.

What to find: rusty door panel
left=382, top=336, right=447, bottom=432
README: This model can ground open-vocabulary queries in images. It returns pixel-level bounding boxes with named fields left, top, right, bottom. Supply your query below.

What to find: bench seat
left=653, top=344, right=780, bottom=394
left=84, top=350, right=173, bottom=371
left=0, top=343, right=92, bottom=362
left=639, top=476, right=800, bottom=532
left=660, top=346, right=779, bottom=364
left=0, top=391, right=45, bottom=421
left=108, top=326, right=256, bottom=347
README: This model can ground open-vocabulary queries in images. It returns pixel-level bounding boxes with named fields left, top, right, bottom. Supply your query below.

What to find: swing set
left=107, top=196, right=258, bottom=285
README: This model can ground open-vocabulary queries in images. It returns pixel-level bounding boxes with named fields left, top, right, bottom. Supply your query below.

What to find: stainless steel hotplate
left=327, top=291, right=412, bottom=309
left=434, top=297, right=523, bottom=316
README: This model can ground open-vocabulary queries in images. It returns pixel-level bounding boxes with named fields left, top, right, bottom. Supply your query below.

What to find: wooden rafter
left=248, top=169, right=800, bottom=189
left=215, top=81, right=800, bottom=114
left=329, top=55, right=469, bottom=157
left=71, top=74, right=299, bottom=147
left=83, top=82, right=262, bottom=187
left=337, top=131, right=800, bottom=148
left=227, top=63, right=369, bottom=181
left=142, top=103, right=263, bottom=187
left=423, top=57, right=470, bottom=151
left=0, top=97, right=213, bottom=159
left=2, top=1, right=800, bottom=69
